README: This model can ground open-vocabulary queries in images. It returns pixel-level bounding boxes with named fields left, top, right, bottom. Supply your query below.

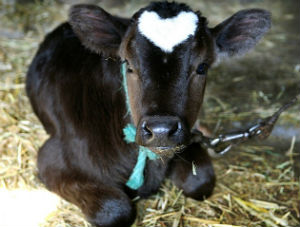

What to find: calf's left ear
left=211, top=9, right=271, bottom=59
left=69, top=4, right=130, bottom=56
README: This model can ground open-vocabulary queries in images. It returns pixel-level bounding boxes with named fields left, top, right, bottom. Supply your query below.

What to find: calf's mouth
left=149, top=144, right=187, bottom=157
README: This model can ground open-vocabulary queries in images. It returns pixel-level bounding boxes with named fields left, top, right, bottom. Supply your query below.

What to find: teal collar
left=121, top=62, right=159, bottom=190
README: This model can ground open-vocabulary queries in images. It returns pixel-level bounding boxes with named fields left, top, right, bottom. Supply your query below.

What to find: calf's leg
left=37, top=137, right=136, bottom=227
left=57, top=181, right=136, bottom=227
left=168, top=143, right=216, bottom=200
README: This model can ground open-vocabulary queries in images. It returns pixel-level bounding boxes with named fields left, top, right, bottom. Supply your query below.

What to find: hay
left=0, top=0, right=299, bottom=226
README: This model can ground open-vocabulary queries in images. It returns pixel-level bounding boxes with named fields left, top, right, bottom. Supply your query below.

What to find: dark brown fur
left=26, top=2, right=271, bottom=227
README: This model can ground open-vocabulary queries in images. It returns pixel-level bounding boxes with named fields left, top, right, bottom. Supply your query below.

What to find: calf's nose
left=136, top=116, right=185, bottom=147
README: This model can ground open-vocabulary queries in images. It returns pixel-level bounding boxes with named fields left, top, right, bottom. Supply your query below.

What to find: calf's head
left=70, top=2, right=271, bottom=155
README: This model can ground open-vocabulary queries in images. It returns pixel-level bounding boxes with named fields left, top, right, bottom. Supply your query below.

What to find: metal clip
left=190, top=95, right=298, bottom=158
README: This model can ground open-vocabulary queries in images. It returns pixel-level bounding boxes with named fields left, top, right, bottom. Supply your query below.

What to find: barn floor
left=0, top=0, right=299, bottom=226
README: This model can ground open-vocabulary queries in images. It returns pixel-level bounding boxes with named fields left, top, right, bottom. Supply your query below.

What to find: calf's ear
left=211, top=9, right=271, bottom=59
left=69, top=4, right=130, bottom=56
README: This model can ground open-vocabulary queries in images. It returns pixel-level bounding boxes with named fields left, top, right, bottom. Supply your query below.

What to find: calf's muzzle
left=136, top=116, right=187, bottom=149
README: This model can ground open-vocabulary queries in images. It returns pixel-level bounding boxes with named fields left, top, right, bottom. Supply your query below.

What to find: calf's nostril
left=168, top=121, right=179, bottom=136
left=141, top=121, right=153, bottom=137
left=145, top=125, right=153, bottom=136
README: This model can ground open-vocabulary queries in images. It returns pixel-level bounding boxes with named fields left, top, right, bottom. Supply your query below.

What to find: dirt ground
left=0, top=0, right=299, bottom=227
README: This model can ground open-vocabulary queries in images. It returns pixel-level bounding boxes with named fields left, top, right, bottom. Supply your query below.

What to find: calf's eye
left=124, top=60, right=133, bottom=73
left=127, top=68, right=133, bottom=73
left=196, top=63, right=209, bottom=75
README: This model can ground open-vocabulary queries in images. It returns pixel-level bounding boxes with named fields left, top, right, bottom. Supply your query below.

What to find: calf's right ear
left=69, top=4, right=130, bottom=56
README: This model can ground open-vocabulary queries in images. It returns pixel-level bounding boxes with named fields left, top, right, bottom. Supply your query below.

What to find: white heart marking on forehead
left=138, top=11, right=198, bottom=53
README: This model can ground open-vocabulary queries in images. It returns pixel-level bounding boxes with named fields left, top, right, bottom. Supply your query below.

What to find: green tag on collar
left=121, top=63, right=159, bottom=190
